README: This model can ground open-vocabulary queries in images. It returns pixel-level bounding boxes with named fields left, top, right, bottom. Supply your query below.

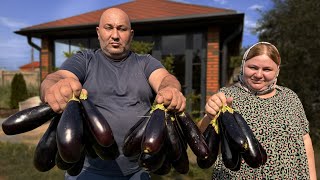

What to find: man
left=41, top=8, right=186, bottom=179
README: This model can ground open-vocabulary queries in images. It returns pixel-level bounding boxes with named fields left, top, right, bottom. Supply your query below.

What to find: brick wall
left=206, top=27, right=220, bottom=99
left=40, top=37, right=53, bottom=80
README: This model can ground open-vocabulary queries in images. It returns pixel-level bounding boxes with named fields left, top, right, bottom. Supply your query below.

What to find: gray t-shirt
left=60, top=49, right=164, bottom=176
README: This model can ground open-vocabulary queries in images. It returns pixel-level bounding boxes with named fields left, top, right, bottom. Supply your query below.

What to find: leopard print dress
left=212, top=85, right=310, bottom=180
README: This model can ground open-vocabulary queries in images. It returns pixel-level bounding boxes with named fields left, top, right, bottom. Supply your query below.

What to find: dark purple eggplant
left=176, top=112, right=209, bottom=160
left=233, top=112, right=267, bottom=168
left=165, top=112, right=182, bottom=161
left=56, top=99, right=84, bottom=163
left=93, top=140, right=120, bottom=160
left=221, top=109, right=248, bottom=152
left=171, top=142, right=189, bottom=174
left=55, top=151, right=74, bottom=170
left=67, top=152, right=85, bottom=176
left=197, top=123, right=220, bottom=169
left=123, top=116, right=149, bottom=157
left=219, top=116, right=241, bottom=171
left=153, top=155, right=172, bottom=175
left=2, top=104, right=57, bottom=135
left=141, top=107, right=166, bottom=155
left=83, top=122, right=98, bottom=159
left=33, top=115, right=60, bottom=172
left=80, top=98, right=114, bottom=147
left=139, top=147, right=166, bottom=172
left=124, top=112, right=150, bottom=140
left=172, top=116, right=187, bottom=150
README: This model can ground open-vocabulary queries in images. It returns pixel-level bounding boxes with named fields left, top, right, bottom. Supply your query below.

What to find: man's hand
left=155, top=86, right=186, bottom=112
left=44, top=77, right=82, bottom=113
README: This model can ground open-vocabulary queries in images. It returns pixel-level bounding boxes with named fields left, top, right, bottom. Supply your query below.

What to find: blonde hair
left=243, top=42, right=281, bottom=66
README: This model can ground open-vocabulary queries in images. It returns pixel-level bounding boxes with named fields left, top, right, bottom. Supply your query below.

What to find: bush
left=10, top=73, right=28, bottom=109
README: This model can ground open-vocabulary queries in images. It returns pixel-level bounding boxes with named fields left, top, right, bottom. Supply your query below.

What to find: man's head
left=96, top=8, right=134, bottom=60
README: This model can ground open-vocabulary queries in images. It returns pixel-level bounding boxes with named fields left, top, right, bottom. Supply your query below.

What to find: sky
left=0, top=0, right=273, bottom=70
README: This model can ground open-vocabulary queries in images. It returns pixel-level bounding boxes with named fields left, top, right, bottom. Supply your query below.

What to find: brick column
left=206, top=27, right=220, bottom=99
left=40, top=37, right=53, bottom=80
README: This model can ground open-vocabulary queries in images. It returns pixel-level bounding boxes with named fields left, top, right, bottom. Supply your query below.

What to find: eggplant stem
left=68, top=93, right=80, bottom=102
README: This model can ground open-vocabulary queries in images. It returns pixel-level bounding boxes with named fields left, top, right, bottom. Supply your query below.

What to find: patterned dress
left=212, top=85, right=310, bottom=179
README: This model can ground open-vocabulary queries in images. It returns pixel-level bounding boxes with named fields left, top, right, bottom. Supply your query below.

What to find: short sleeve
left=60, top=51, right=89, bottom=84
left=141, top=54, right=164, bottom=79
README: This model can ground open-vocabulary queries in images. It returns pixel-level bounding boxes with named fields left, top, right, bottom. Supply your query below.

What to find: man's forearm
left=158, top=74, right=181, bottom=92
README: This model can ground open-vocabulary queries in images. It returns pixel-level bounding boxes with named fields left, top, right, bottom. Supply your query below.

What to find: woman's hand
left=205, top=92, right=233, bottom=120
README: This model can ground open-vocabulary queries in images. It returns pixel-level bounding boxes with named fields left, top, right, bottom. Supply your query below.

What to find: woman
left=198, top=42, right=317, bottom=179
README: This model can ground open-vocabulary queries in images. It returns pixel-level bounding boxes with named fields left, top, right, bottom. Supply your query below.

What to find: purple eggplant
left=2, top=104, right=56, bottom=135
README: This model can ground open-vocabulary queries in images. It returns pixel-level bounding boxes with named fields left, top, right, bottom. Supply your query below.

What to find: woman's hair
left=244, top=42, right=281, bottom=66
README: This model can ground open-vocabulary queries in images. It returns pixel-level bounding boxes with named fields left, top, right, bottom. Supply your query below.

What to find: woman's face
left=243, top=54, right=279, bottom=91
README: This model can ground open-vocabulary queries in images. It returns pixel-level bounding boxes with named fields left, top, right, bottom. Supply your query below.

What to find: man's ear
left=96, top=27, right=100, bottom=39
left=130, top=29, right=134, bottom=40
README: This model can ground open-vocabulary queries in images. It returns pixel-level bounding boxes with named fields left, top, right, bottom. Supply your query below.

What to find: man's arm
left=41, top=70, right=82, bottom=113
left=148, top=68, right=186, bottom=112
left=303, top=133, right=317, bottom=180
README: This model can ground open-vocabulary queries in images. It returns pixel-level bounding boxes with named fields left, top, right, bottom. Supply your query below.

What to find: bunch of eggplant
left=2, top=93, right=118, bottom=176
left=197, top=105, right=267, bottom=171
left=123, top=104, right=209, bottom=175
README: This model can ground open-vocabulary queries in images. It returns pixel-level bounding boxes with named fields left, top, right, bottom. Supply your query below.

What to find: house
left=19, top=61, right=40, bottom=72
left=14, top=0, right=244, bottom=114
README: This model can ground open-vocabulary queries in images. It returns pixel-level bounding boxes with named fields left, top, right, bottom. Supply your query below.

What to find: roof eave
left=15, top=12, right=244, bottom=38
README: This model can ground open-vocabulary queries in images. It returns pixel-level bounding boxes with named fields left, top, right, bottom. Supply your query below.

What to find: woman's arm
left=303, top=133, right=317, bottom=180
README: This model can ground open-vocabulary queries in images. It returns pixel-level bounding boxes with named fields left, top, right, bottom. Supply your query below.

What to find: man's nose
left=111, top=29, right=119, bottom=39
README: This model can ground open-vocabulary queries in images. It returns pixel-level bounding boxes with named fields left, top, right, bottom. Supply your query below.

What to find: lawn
left=0, top=141, right=213, bottom=180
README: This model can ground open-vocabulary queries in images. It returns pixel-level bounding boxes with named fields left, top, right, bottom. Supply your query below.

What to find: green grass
left=0, top=142, right=64, bottom=180
left=0, top=141, right=318, bottom=180
left=0, top=142, right=212, bottom=180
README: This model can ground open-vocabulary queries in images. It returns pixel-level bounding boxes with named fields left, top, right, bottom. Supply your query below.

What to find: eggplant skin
left=2, top=104, right=56, bottom=135
left=233, top=112, right=268, bottom=168
left=81, top=99, right=114, bottom=147
left=221, top=111, right=248, bottom=152
left=67, top=153, right=85, bottom=176
left=56, top=100, right=85, bottom=163
left=165, top=112, right=182, bottom=161
left=33, top=115, right=60, bottom=172
left=171, top=143, right=189, bottom=174
left=123, top=116, right=149, bottom=157
left=197, top=124, right=220, bottom=169
left=153, top=156, right=171, bottom=175
left=55, top=152, right=74, bottom=170
left=141, top=109, right=166, bottom=155
left=176, top=112, right=209, bottom=160
left=139, top=147, right=166, bottom=172
left=93, top=140, right=120, bottom=160
left=219, top=117, right=241, bottom=171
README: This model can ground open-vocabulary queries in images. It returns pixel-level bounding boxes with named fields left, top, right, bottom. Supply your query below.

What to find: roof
left=17, top=0, right=238, bottom=32
left=19, top=61, right=40, bottom=69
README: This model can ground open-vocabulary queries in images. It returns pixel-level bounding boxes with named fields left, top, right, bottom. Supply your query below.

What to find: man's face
left=96, top=9, right=133, bottom=60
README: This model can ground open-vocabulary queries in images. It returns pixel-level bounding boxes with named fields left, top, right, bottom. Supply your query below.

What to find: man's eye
left=105, top=26, right=113, bottom=30
left=118, top=27, right=127, bottom=31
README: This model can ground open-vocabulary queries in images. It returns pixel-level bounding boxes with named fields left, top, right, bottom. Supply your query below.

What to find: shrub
left=10, top=73, right=28, bottom=109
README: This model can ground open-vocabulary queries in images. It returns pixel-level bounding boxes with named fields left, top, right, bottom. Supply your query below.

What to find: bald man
left=41, top=8, right=186, bottom=180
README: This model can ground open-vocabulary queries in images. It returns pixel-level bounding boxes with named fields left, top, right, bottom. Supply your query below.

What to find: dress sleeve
left=292, top=92, right=310, bottom=135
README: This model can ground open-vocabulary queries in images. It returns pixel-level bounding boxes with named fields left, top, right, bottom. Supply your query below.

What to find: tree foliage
left=255, top=0, right=320, bottom=144
left=10, top=73, right=28, bottom=109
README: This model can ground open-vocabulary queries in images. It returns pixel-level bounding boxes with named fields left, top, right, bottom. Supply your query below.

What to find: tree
left=255, top=0, right=320, bottom=145
left=10, top=73, right=28, bottom=109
